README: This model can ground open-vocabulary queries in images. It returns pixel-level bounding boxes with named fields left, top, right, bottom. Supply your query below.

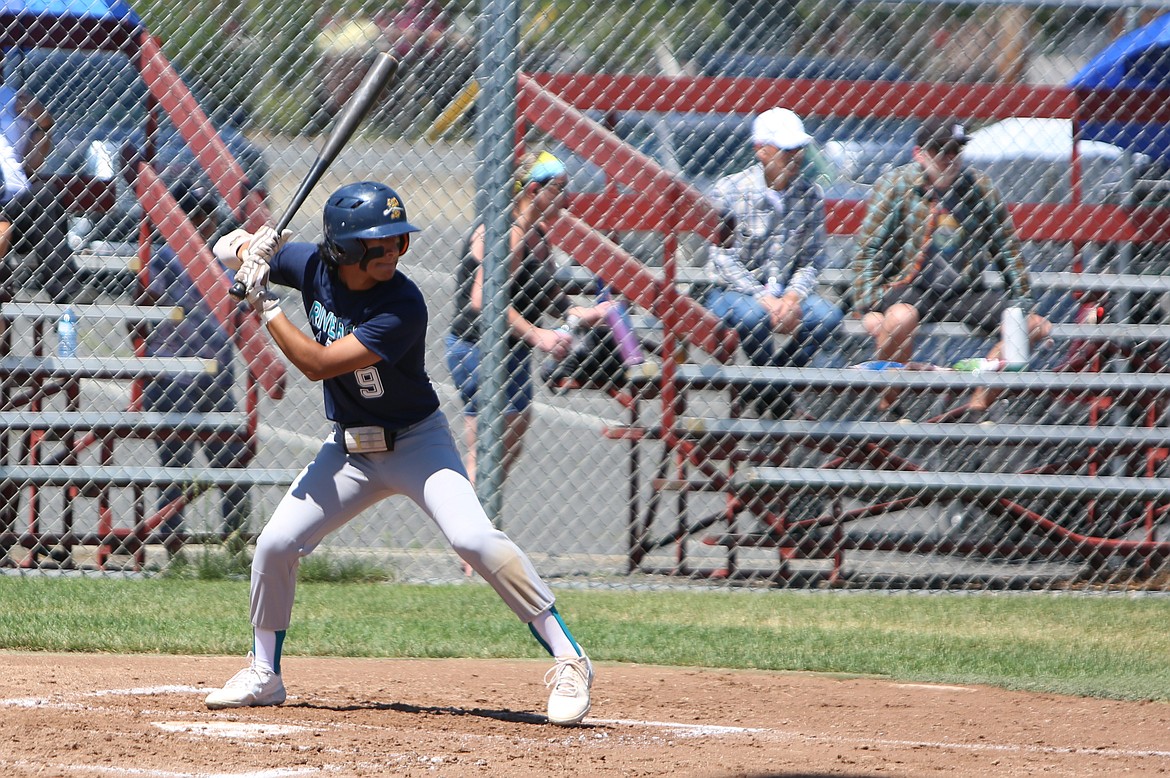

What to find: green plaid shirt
left=852, top=161, right=1033, bottom=314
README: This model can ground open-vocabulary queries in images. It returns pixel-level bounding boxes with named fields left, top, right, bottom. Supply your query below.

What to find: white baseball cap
left=752, top=107, right=812, bottom=150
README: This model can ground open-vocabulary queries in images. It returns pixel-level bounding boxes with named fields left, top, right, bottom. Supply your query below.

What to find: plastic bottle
left=597, top=283, right=645, bottom=367
left=56, top=307, right=78, bottom=359
left=540, top=314, right=583, bottom=384
left=559, top=313, right=583, bottom=347
left=1001, top=306, right=1029, bottom=368
left=952, top=357, right=1005, bottom=373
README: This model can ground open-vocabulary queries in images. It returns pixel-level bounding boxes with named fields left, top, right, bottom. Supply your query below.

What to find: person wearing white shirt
left=702, top=107, right=844, bottom=418
left=0, top=85, right=79, bottom=306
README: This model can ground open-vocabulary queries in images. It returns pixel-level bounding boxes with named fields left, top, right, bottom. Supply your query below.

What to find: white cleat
left=205, top=653, right=287, bottom=710
left=545, top=655, right=593, bottom=726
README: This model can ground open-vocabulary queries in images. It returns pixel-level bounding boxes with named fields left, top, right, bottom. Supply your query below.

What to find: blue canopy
left=1070, top=14, right=1170, bottom=160
left=1072, top=14, right=1170, bottom=90
left=0, top=0, right=139, bottom=24
left=0, top=0, right=142, bottom=50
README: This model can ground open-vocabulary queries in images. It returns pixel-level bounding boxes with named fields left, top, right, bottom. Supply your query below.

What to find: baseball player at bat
left=202, top=181, right=594, bottom=726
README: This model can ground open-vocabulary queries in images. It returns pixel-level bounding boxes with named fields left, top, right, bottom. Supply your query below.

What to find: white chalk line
left=591, top=717, right=1170, bottom=759
left=89, top=684, right=205, bottom=697
left=716, top=727, right=1170, bottom=761
left=596, top=715, right=1170, bottom=761
left=590, top=717, right=767, bottom=737
left=892, top=683, right=976, bottom=692
left=0, top=684, right=206, bottom=709
left=0, top=761, right=325, bottom=778
left=152, top=721, right=311, bottom=739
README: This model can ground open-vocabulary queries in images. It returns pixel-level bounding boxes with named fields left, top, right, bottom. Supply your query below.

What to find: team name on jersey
left=309, top=301, right=354, bottom=344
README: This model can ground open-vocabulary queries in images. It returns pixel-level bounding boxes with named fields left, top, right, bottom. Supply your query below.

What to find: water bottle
left=558, top=313, right=582, bottom=338
left=541, top=314, right=583, bottom=384
left=56, top=307, right=78, bottom=359
left=562, top=313, right=588, bottom=360
left=597, top=283, right=645, bottom=367
left=953, top=357, right=1005, bottom=373
left=1001, top=306, right=1029, bottom=368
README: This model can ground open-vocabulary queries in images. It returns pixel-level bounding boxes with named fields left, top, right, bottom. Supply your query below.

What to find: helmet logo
left=385, top=197, right=403, bottom=220
left=323, top=183, right=418, bottom=266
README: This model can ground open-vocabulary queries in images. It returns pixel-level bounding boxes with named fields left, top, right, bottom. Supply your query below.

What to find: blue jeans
left=142, top=373, right=248, bottom=536
left=704, top=287, right=844, bottom=368
left=444, top=334, right=534, bottom=416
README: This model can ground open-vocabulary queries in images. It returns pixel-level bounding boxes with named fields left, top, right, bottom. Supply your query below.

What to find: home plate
left=153, top=721, right=311, bottom=739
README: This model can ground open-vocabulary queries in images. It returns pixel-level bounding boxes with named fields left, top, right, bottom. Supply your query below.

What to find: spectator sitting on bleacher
left=852, top=117, right=1053, bottom=419
left=702, top=107, right=844, bottom=418
left=0, top=86, right=82, bottom=307
left=138, top=180, right=248, bottom=543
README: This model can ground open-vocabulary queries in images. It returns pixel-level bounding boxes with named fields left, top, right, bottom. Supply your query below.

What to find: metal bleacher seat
left=0, top=303, right=297, bottom=570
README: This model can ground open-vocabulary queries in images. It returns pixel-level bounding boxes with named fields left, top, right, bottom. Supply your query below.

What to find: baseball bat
left=229, top=52, right=400, bottom=299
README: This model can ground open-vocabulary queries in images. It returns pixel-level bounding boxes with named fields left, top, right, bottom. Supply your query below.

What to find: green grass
left=2, top=578, right=1169, bottom=702
left=160, top=547, right=393, bottom=584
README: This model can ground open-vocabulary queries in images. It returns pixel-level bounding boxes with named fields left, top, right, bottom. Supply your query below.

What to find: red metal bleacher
left=518, top=71, right=1170, bottom=580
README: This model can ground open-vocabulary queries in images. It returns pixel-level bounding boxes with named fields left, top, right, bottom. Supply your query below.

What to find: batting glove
left=236, top=252, right=270, bottom=297
left=248, top=286, right=283, bottom=324
left=246, top=226, right=292, bottom=264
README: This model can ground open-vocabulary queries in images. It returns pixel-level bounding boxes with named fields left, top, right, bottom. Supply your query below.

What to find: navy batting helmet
left=322, top=181, right=420, bottom=266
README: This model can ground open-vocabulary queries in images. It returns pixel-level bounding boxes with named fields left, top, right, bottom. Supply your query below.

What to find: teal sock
left=253, top=629, right=285, bottom=675
left=528, top=606, right=583, bottom=658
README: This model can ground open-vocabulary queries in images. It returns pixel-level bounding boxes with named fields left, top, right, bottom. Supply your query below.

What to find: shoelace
left=225, top=664, right=269, bottom=689
left=545, top=658, right=588, bottom=695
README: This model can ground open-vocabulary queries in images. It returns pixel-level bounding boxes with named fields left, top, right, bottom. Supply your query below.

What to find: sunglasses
left=925, top=144, right=963, bottom=157
left=533, top=176, right=567, bottom=192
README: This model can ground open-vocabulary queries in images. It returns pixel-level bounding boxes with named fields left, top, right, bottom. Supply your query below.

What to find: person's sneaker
left=545, top=655, right=593, bottom=726
left=204, top=653, right=286, bottom=710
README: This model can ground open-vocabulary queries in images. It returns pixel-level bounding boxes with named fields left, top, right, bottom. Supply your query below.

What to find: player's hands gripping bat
left=234, top=225, right=286, bottom=296
left=229, top=52, right=400, bottom=299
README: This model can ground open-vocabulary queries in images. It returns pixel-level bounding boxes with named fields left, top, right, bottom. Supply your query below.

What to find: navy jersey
left=268, top=241, right=440, bottom=429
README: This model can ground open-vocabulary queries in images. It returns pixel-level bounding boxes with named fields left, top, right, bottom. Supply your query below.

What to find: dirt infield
left=2, top=652, right=1169, bottom=777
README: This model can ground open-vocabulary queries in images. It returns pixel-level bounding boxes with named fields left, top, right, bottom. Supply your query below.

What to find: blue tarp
left=0, top=0, right=139, bottom=25
left=1071, top=14, right=1170, bottom=160
left=1071, top=14, right=1170, bottom=91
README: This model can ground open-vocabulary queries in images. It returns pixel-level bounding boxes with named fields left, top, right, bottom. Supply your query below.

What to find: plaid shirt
left=704, top=164, right=827, bottom=300
left=852, top=161, right=1033, bottom=314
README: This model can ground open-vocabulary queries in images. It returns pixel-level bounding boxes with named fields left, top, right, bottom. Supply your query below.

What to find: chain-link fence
left=1, top=0, right=1169, bottom=591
